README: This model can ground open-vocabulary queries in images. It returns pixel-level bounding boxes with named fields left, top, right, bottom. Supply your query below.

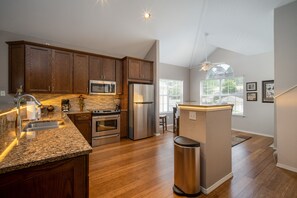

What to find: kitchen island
left=178, top=103, right=233, bottom=194
left=0, top=111, right=92, bottom=197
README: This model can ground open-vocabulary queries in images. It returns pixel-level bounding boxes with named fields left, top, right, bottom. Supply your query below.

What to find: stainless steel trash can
left=173, top=136, right=200, bottom=197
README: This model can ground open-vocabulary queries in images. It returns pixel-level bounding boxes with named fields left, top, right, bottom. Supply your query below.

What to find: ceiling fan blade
left=212, top=62, right=225, bottom=65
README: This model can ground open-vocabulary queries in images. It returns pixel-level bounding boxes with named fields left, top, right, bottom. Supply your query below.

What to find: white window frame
left=159, top=79, right=183, bottom=113
left=200, top=65, right=244, bottom=116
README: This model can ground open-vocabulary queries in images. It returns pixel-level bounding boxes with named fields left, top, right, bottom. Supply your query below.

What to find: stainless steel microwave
left=89, top=80, right=116, bottom=95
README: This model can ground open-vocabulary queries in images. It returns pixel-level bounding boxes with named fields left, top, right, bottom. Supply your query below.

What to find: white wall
left=275, top=1, right=297, bottom=172
left=190, top=48, right=275, bottom=137
left=159, top=63, right=190, bottom=124
left=159, top=63, right=190, bottom=102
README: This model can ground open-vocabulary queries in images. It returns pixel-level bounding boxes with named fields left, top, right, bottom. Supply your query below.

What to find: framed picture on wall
left=246, top=82, right=257, bottom=91
left=247, top=92, right=257, bottom=101
left=262, top=80, right=274, bottom=103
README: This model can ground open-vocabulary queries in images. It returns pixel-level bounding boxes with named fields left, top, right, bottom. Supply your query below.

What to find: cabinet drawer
left=74, top=114, right=91, bottom=121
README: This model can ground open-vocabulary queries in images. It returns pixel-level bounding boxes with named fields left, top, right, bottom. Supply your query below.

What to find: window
left=159, top=79, right=183, bottom=113
left=200, top=64, right=244, bottom=115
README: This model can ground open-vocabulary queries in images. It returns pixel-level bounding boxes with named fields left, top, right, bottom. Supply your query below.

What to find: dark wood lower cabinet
left=68, top=113, right=92, bottom=145
left=120, top=111, right=128, bottom=138
left=0, top=155, right=89, bottom=198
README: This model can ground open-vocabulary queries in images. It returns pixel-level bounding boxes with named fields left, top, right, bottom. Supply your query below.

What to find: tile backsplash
left=0, top=94, right=119, bottom=130
left=33, top=94, right=118, bottom=112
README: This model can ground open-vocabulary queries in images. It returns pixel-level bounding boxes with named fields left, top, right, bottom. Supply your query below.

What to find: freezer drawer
left=130, top=103, right=154, bottom=140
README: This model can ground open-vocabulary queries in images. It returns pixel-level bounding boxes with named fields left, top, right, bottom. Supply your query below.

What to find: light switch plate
left=189, top=111, right=196, bottom=120
left=0, top=90, right=5, bottom=96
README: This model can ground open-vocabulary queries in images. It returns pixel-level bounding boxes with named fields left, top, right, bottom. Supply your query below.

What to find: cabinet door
left=52, top=50, right=73, bottom=93
left=74, top=53, right=89, bottom=94
left=0, top=155, right=88, bottom=198
left=128, top=59, right=140, bottom=79
left=25, top=45, right=52, bottom=93
left=74, top=113, right=92, bottom=145
left=89, top=56, right=102, bottom=80
left=141, top=61, right=153, bottom=81
left=101, top=57, right=116, bottom=81
left=115, top=60, right=122, bottom=94
left=9, top=44, right=25, bottom=93
left=120, top=111, right=128, bottom=137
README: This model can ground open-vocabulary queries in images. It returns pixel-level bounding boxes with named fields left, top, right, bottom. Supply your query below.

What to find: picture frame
left=247, top=92, right=257, bottom=101
left=246, top=82, right=257, bottom=91
left=262, top=80, right=274, bottom=103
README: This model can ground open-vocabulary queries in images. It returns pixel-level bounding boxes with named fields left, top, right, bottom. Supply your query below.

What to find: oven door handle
left=93, top=134, right=119, bottom=140
left=92, top=115, right=119, bottom=120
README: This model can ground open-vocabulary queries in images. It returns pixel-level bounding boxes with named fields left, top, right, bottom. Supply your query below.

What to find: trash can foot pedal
left=173, top=185, right=201, bottom=197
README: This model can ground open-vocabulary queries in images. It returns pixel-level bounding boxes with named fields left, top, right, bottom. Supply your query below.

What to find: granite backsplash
left=32, top=94, right=117, bottom=112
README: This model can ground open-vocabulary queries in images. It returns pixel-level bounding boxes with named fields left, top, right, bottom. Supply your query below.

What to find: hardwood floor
left=89, top=131, right=297, bottom=198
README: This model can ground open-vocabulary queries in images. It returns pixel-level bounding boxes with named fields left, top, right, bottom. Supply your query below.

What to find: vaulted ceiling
left=0, top=0, right=294, bottom=67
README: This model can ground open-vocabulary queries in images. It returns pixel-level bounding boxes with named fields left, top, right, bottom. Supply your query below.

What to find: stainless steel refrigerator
left=129, top=83, right=155, bottom=140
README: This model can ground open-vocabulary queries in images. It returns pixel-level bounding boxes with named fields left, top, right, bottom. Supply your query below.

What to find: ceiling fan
left=199, top=33, right=223, bottom=71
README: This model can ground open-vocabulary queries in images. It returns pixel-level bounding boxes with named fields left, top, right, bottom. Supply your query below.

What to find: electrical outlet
left=189, top=111, right=196, bottom=120
left=0, top=90, right=5, bottom=96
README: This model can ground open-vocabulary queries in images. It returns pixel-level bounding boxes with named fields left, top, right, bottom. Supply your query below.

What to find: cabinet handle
left=48, top=86, right=51, bottom=91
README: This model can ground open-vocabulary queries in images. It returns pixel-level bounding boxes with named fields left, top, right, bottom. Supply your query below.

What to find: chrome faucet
left=16, top=94, right=42, bottom=133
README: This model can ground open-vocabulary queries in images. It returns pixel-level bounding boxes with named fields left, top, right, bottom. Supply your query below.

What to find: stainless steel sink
left=23, top=120, right=64, bottom=132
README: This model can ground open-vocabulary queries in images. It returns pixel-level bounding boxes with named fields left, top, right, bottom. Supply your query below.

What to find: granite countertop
left=0, top=111, right=92, bottom=174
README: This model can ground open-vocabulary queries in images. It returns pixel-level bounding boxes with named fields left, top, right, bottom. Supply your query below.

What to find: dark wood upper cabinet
left=89, top=56, right=101, bottom=80
left=73, top=53, right=89, bottom=94
left=89, top=56, right=115, bottom=81
left=51, top=50, right=73, bottom=93
left=101, top=57, right=116, bottom=81
left=8, top=44, right=25, bottom=93
left=141, top=61, right=153, bottom=81
left=7, top=41, right=126, bottom=95
left=25, top=45, right=52, bottom=93
left=127, top=57, right=153, bottom=82
left=115, top=59, right=123, bottom=94
left=128, top=59, right=141, bottom=80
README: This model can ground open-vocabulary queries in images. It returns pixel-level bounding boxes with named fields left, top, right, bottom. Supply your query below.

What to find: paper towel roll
left=27, top=101, right=36, bottom=120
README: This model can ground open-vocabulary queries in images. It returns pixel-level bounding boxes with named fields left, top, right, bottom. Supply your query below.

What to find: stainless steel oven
left=92, top=111, right=120, bottom=147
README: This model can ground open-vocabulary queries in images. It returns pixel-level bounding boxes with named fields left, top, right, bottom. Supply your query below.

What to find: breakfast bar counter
left=177, top=103, right=233, bottom=194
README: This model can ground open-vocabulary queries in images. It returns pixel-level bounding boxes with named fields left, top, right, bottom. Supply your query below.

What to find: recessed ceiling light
left=143, top=11, right=152, bottom=20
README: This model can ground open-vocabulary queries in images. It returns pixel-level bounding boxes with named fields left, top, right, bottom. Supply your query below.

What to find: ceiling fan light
left=200, top=62, right=213, bottom=71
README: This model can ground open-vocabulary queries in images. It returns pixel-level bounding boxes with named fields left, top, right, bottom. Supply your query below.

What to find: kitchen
left=0, top=38, right=158, bottom=197
left=0, top=2, right=296, bottom=196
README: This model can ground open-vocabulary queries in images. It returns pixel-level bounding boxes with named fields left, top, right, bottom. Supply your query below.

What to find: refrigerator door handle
left=135, top=102, right=154, bottom=104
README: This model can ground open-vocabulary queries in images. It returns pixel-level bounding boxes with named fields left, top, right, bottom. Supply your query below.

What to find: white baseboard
left=276, top=163, right=297, bottom=173
left=232, top=128, right=274, bottom=138
left=200, top=172, right=233, bottom=194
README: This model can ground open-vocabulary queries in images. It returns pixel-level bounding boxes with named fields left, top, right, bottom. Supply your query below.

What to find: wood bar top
left=178, top=102, right=233, bottom=111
